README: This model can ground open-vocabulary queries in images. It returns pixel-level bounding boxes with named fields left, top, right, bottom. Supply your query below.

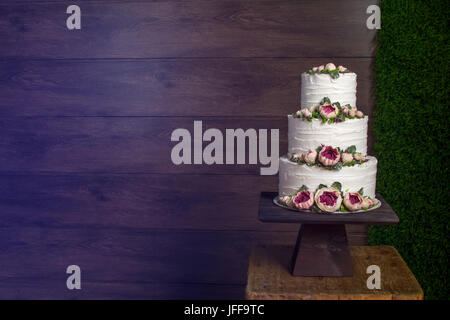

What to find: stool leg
left=291, top=224, right=353, bottom=277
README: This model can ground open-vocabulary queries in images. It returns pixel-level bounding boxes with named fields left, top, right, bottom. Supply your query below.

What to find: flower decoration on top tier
left=305, top=62, right=351, bottom=79
left=290, top=145, right=367, bottom=170
left=292, top=97, right=365, bottom=124
left=278, top=182, right=379, bottom=214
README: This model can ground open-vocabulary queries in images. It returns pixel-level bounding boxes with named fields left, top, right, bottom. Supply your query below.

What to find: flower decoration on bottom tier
left=276, top=182, right=380, bottom=214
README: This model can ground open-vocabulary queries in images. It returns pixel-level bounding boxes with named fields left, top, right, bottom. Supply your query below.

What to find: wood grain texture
left=0, top=117, right=286, bottom=174
left=0, top=58, right=374, bottom=117
left=0, top=281, right=247, bottom=300
left=0, top=0, right=377, bottom=59
left=0, top=173, right=294, bottom=231
left=0, top=174, right=368, bottom=244
left=246, top=245, right=424, bottom=300
left=0, top=228, right=297, bottom=295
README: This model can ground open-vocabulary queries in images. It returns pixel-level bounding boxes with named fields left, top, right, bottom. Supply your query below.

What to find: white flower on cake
left=315, top=187, right=342, bottom=212
left=301, top=108, right=312, bottom=118
left=325, top=62, right=336, bottom=70
left=356, top=110, right=364, bottom=118
left=361, top=197, right=371, bottom=210
left=318, top=146, right=341, bottom=166
left=343, top=192, right=363, bottom=211
left=338, top=65, right=347, bottom=72
left=342, top=105, right=349, bottom=115
left=304, top=149, right=317, bottom=164
left=293, top=190, right=315, bottom=210
left=318, top=65, right=325, bottom=72
left=353, top=152, right=366, bottom=161
left=281, top=195, right=295, bottom=208
left=341, top=152, right=354, bottom=164
left=349, top=108, right=356, bottom=117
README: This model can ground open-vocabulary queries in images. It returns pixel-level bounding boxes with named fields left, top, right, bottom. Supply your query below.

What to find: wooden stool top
left=246, top=245, right=423, bottom=300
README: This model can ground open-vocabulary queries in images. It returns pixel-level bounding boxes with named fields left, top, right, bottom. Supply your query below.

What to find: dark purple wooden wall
left=0, top=0, right=377, bottom=299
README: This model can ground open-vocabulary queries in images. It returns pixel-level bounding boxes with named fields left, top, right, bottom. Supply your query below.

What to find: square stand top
left=259, top=192, right=399, bottom=225
left=246, top=245, right=423, bottom=300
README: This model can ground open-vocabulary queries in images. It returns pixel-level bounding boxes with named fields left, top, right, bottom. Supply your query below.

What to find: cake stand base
left=291, top=224, right=352, bottom=277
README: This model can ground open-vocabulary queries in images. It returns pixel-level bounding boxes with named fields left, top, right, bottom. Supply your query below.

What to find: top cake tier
left=301, top=68, right=357, bottom=109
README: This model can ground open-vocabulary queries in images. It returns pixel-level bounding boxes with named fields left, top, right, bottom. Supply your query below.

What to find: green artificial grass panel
left=370, top=0, right=449, bottom=299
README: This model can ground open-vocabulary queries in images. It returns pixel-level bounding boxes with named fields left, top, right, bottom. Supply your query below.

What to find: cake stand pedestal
left=258, top=192, right=399, bottom=277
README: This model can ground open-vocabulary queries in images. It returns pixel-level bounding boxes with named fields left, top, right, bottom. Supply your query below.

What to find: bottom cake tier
left=279, top=155, right=378, bottom=198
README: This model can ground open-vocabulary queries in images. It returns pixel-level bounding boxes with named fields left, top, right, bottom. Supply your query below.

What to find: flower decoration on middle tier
left=292, top=97, right=365, bottom=124
left=289, top=145, right=368, bottom=170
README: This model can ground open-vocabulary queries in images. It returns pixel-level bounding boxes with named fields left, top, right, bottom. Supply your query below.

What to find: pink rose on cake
left=301, top=108, right=312, bottom=118
left=293, top=190, right=315, bottom=210
left=318, top=146, right=341, bottom=166
left=353, top=152, right=366, bottom=162
left=304, top=149, right=317, bottom=164
left=319, top=103, right=339, bottom=119
left=280, top=195, right=295, bottom=208
left=315, top=187, right=342, bottom=212
left=341, top=152, right=353, bottom=164
left=343, top=192, right=363, bottom=211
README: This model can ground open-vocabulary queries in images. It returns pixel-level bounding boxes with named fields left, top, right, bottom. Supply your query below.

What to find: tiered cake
left=278, top=63, right=379, bottom=213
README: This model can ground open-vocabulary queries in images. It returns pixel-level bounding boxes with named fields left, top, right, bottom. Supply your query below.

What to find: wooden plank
left=0, top=280, right=246, bottom=300
left=0, top=173, right=296, bottom=231
left=246, top=245, right=424, bottom=300
left=0, top=117, right=287, bottom=174
left=0, top=0, right=377, bottom=59
left=0, top=227, right=297, bottom=287
left=0, top=58, right=374, bottom=117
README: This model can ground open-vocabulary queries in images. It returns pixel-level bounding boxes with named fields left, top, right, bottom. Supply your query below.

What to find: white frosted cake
left=278, top=63, right=379, bottom=213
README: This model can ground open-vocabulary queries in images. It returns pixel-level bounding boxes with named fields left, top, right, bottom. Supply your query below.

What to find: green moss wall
left=370, top=0, right=449, bottom=299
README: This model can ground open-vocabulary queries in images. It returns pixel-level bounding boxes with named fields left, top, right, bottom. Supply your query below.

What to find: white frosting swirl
left=300, top=73, right=357, bottom=109
left=279, top=156, right=378, bottom=198
left=287, top=115, right=368, bottom=155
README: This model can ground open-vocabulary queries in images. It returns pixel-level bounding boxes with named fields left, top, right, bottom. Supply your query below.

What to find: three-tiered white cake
left=278, top=63, right=379, bottom=213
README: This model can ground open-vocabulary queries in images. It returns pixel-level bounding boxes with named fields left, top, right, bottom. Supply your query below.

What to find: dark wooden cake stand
left=258, top=192, right=399, bottom=277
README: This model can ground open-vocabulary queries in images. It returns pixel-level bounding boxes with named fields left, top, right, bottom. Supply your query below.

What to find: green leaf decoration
left=358, top=187, right=364, bottom=196
left=318, top=184, right=328, bottom=189
left=333, top=162, right=343, bottom=170
left=331, top=181, right=342, bottom=192
left=345, top=145, right=357, bottom=154
left=340, top=204, right=348, bottom=212
left=320, top=97, right=331, bottom=105
left=298, top=185, right=309, bottom=192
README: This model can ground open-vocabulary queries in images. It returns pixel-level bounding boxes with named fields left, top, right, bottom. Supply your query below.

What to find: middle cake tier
left=288, top=115, right=368, bottom=155
left=279, top=156, right=378, bottom=198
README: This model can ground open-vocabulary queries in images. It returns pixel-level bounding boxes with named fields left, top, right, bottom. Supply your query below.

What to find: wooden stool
left=246, top=245, right=423, bottom=300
